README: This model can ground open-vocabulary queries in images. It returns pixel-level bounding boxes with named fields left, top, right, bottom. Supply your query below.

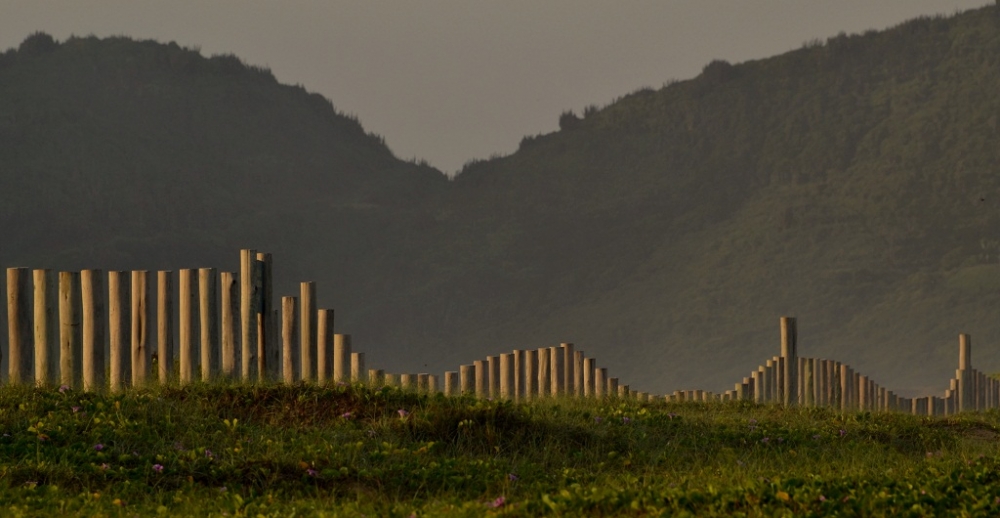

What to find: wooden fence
left=1, top=250, right=993, bottom=416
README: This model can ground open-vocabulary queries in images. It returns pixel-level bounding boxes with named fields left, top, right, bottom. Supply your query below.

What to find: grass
left=1, top=383, right=1000, bottom=516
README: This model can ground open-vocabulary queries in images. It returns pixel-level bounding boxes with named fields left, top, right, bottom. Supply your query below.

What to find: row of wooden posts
left=1, top=250, right=994, bottom=415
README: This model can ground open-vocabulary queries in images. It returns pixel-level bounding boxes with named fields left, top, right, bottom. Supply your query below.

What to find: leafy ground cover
left=0, top=383, right=999, bottom=516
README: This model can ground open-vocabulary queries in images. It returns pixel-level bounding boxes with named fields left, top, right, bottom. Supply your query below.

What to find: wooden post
left=537, top=349, right=550, bottom=397
left=417, top=373, right=429, bottom=392
left=608, top=377, right=619, bottom=397
left=369, top=369, right=384, bottom=386
left=594, top=367, right=606, bottom=397
left=333, top=334, right=350, bottom=383
left=840, top=364, right=852, bottom=412
left=383, top=373, right=397, bottom=387
left=157, top=271, right=174, bottom=384
left=316, top=309, right=333, bottom=383
left=474, top=360, right=486, bottom=398
left=240, top=249, right=260, bottom=381
left=428, top=374, right=438, bottom=393
left=220, top=272, right=238, bottom=379
left=60, top=271, right=82, bottom=387
left=763, top=360, right=774, bottom=403
left=299, top=282, right=316, bottom=382
left=796, top=357, right=805, bottom=406
left=754, top=368, right=764, bottom=404
left=281, top=296, right=298, bottom=383
left=132, top=270, right=153, bottom=387
left=255, top=253, right=274, bottom=380
left=178, top=269, right=197, bottom=384
left=561, top=343, right=574, bottom=396
left=401, top=374, right=415, bottom=391
left=829, top=361, right=840, bottom=408
left=33, top=269, right=57, bottom=385
left=513, top=349, right=524, bottom=400
left=958, top=334, right=973, bottom=412
left=444, top=371, right=458, bottom=396
left=81, top=270, right=104, bottom=391
left=583, top=358, right=594, bottom=397
left=780, top=317, right=796, bottom=406
left=549, top=346, right=563, bottom=396
left=108, top=271, right=129, bottom=392
left=199, top=268, right=218, bottom=382
left=500, top=353, right=513, bottom=399
left=7, top=268, right=32, bottom=384
left=351, top=352, right=365, bottom=382
left=574, top=350, right=584, bottom=397
left=858, top=375, right=869, bottom=411
left=459, top=364, right=474, bottom=394
left=488, top=355, right=500, bottom=398
left=525, top=349, right=538, bottom=399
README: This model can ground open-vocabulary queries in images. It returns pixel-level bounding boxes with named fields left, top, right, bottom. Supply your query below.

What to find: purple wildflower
left=622, top=417, right=631, bottom=424
left=306, top=468, right=319, bottom=477
left=341, top=412, right=352, bottom=419
left=838, top=429, right=847, bottom=437
left=668, top=412, right=678, bottom=419
left=71, top=406, right=81, bottom=413
left=152, top=464, right=164, bottom=473
left=99, top=463, right=109, bottom=471
left=508, top=473, right=519, bottom=482
left=94, top=443, right=104, bottom=451
left=397, top=409, right=409, bottom=418
left=489, top=496, right=506, bottom=508
left=59, top=385, right=69, bottom=393
left=219, top=486, right=227, bottom=493
left=819, top=495, right=826, bottom=502
left=761, top=437, right=770, bottom=444
left=205, top=449, right=214, bottom=459
left=594, top=416, right=602, bottom=424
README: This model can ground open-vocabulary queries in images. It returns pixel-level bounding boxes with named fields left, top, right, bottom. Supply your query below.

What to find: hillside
left=3, top=5, right=1000, bottom=396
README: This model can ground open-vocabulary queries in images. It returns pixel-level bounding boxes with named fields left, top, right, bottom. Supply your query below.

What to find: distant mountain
left=3, top=5, right=1000, bottom=396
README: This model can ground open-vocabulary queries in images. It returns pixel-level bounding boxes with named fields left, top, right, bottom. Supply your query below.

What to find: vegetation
left=1, top=383, right=1000, bottom=516
left=3, top=5, right=1000, bottom=396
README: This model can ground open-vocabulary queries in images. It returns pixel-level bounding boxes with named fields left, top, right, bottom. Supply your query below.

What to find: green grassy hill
left=3, top=5, right=1000, bottom=396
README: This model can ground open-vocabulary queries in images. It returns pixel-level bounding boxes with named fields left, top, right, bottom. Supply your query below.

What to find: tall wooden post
left=958, top=334, right=973, bottom=412
left=199, top=268, right=218, bottom=382
left=780, top=317, right=796, bottom=406
left=525, top=349, right=538, bottom=399
left=561, top=343, right=574, bottom=396
left=60, top=271, right=82, bottom=387
left=33, top=269, right=57, bottom=385
left=178, top=269, right=197, bottom=384
left=574, top=350, right=584, bottom=397
left=240, top=249, right=260, bottom=381
left=444, top=371, right=458, bottom=396
left=549, top=346, right=563, bottom=396
left=108, top=271, right=129, bottom=392
left=256, top=253, right=274, bottom=380
left=157, top=271, right=174, bottom=384
left=583, top=358, right=594, bottom=397
left=316, top=309, right=333, bottom=383
left=130, top=271, right=150, bottom=386
left=537, top=348, right=550, bottom=397
left=300, top=282, right=317, bottom=382
left=500, top=353, right=513, bottom=399
left=488, top=355, right=500, bottom=398
left=81, top=270, right=105, bottom=391
left=513, top=349, right=524, bottom=400
left=474, top=360, right=486, bottom=398
left=281, top=296, right=298, bottom=383
left=7, top=268, right=32, bottom=384
left=220, top=272, right=238, bottom=379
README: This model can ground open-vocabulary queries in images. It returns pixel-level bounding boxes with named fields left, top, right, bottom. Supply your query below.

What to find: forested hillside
left=2, top=5, right=1000, bottom=394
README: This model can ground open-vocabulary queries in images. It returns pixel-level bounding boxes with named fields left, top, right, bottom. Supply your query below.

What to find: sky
left=1, top=1, right=992, bottom=175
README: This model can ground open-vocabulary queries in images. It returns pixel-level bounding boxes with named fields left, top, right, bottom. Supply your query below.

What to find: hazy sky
left=1, top=1, right=991, bottom=174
